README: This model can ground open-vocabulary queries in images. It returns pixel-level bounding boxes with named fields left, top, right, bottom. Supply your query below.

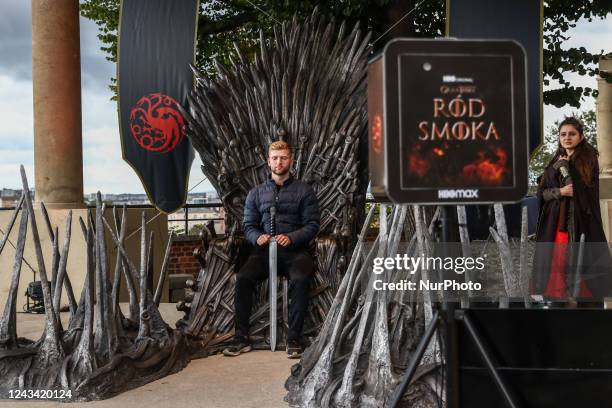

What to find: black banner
left=447, top=0, right=543, bottom=155
left=118, top=0, right=198, bottom=213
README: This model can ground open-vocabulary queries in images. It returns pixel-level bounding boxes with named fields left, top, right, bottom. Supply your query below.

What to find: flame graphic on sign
left=371, top=114, right=383, bottom=154
left=408, top=151, right=430, bottom=177
left=461, top=148, right=507, bottom=184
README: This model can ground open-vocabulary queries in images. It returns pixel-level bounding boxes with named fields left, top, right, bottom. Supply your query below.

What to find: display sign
left=368, top=39, right=528, bottom=204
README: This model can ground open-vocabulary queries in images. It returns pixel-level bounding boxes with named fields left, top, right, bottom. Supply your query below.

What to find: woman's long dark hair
left=541, top=117, right=599, bottom=187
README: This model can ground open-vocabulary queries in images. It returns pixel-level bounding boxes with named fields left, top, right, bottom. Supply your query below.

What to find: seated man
left=223, top=141, right=320, bottom=358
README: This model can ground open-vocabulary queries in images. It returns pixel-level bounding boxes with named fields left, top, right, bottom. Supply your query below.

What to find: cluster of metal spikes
left=183, top=8, right=370, bottom=238
left=178, top=9, right=371, bottom=354
left=284, top=204, right=445, bottom=408
left=284, top=201, right=530, bottom=407
left=0, top=166, right=189, bottom=401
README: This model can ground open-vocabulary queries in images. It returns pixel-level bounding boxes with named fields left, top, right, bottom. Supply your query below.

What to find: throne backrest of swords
left=180, top=11, right=371, bottom=347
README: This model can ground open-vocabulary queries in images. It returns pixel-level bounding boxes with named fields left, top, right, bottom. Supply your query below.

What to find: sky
left=0, top=0, right=213, bottom=195
left=0, top=1, right=610, bottom=195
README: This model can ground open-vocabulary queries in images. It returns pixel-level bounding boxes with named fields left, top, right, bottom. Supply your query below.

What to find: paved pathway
left=0, top=304, right=293, bottom=408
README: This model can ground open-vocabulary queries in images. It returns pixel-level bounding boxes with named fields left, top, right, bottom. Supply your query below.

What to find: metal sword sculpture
left=284, top=200, right=531, bottom=407
left=177, top=9, right=371, bottom=352
left=269, top=206, right=278, bottom=351
left=0, top=166, right=190, bottom=401
left=285, top=204, right=446, bottom=408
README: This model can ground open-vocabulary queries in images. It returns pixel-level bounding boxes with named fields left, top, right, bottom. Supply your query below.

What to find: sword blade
left=269, top=239, right=278, bottom=351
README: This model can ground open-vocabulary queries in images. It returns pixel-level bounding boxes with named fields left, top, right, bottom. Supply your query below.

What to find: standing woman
left=533, top=117, right=612, bottom=298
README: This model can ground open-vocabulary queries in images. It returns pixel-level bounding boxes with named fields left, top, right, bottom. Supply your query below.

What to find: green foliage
left=79, top=0, right=443, bottom=88
left=528, top=109, right=597, bottom=187
left=188, top=223, right=205, bottom=235
left=168, top=224, right=185, bottom=236
left=167, top=222, right=206, bottom=236
left=365, top=201, right=393, bottom=228
left=543, top=0, right=612, bottom=107
left=81, top=0, right=610, bottom=108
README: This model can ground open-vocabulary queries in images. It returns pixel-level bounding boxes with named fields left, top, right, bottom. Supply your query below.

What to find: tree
left=80, top=0, right=611, bottom=107
left=543, top=0, right=612, bottom=107
left=528, top=109, right=597, bottom=188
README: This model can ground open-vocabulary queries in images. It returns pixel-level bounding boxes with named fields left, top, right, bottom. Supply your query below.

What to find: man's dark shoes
left=286, top=339, right=303, bottom=359
left=223, top=336, right=252, bottom=357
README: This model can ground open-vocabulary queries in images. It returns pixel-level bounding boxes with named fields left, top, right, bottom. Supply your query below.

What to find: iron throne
left=178, top=11, right=371, bottom=353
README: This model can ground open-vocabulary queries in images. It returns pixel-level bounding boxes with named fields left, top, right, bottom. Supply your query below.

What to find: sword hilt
left=270, top=206, right=277, bottom=237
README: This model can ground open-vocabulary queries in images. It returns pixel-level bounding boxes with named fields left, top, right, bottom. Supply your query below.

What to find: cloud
left=544, top=15, right=612, bottom=128
left=0, top=0, right=115, bottom=92
left=566, top=17, right=612, bottom=52
left=0, top=164, right=34, bottom=191
left=0, top=76, right=33, bottom=144
left=82, top=146, right=211, bottom=195
left=0, top=149, right=33, bottom=165
left=0, top=0, right=32, bottom=81
left=80, top=17, right=116, bottom=92
left=186, top=156, right=213, bottom=192
left=82, top=87, right=119, bottom=137
left=83, top=162, right=144, bottom=194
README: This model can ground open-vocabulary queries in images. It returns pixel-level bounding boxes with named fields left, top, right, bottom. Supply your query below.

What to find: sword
left=269, top=206, right=278, bottom=352
left=572, top=233, right=586, bottom=298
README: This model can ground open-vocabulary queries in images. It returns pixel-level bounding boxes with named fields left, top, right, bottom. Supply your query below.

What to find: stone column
left=32, top=0, right=84, bottom=208
left=596, top=54, right=612, bottom=241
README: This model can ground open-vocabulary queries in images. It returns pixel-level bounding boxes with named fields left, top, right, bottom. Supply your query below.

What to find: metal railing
left=170, top=203, right=225, bottom=235
left=0, top=202, right=225, bottom=237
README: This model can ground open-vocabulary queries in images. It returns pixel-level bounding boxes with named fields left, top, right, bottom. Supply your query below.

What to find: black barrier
left=388, top=302, right=612, bottom=408
left=465, top=196, right=538, bottom=240
left=447, top=0, right=543, bottom=155
left=456, top=306, right=612, bottom=408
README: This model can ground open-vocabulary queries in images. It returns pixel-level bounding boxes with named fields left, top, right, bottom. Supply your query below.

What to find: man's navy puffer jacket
left=243, top=177, right=320, bottom=249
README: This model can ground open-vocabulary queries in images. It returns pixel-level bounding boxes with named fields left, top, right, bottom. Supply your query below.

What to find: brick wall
left=168, top=235, right=202, bottom=277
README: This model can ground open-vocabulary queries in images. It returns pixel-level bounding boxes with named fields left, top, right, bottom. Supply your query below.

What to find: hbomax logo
left=438, top=189, right=479, bottom=199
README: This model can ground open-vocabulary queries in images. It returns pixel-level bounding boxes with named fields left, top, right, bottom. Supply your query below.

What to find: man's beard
left=272, top=167, right=290, bottom=176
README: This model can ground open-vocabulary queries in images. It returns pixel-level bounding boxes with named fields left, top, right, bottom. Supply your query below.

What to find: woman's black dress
left=533, top=161, right=612, bottom=298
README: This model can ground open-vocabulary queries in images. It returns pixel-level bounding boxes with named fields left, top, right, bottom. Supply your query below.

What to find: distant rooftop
left=0, top=188, right=220, bottom=208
